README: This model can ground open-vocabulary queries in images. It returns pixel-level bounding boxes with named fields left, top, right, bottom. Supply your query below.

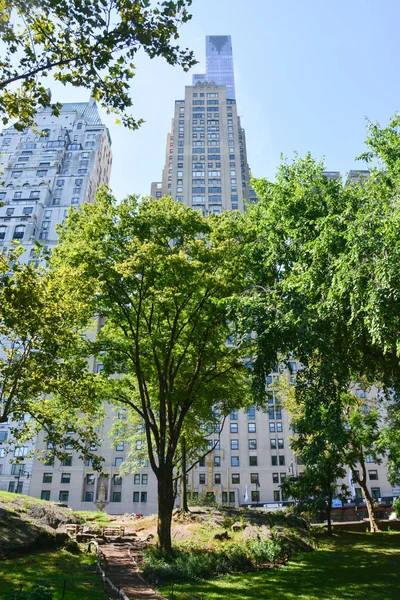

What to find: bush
left=393, top=497, right=400, bottom=518
left=142, top=536, right=285, bottom=584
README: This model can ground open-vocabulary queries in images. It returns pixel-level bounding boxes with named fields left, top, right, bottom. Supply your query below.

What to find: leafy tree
left=281, top=358, right=349, bottom=536
left=52, top=190, right=252, bottom=553
left=0, top=245, right=103, bottom=465
left=242, top=115, right=400, bottom=531
left=0, top=0, right=196, bottom=129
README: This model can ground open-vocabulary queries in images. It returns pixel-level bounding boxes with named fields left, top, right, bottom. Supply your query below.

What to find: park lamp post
left=14, top=465, right=30, bottom=493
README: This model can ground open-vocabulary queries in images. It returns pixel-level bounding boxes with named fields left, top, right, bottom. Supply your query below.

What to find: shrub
left=393, top=497, right=400, bottom=518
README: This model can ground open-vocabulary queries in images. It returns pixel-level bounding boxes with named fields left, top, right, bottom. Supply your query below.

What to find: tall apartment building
left=151, top=35, right=257, bottom=212
left=0, top=96, right=112, bottom=494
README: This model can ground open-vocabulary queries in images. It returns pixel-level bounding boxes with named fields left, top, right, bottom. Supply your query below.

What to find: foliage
left=0, top=246, right=103, bottom=466
left=392, top=497, right=400, bottom=518
left=142, top=536, right=285, bottom=583
left=51, top=190, right=253, bottom=552
left=240, top=116, right=400, bottom=533
left=0, top=0, right=196, bottom=129
left=158, top=532, right=400, bottom=600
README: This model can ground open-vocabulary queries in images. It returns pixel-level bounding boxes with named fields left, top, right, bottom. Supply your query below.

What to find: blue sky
left=50, top=0, right=400, bottom=199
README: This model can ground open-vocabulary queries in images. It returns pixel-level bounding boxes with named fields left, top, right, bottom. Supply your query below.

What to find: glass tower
left=193, top=35, right=236, bottom=100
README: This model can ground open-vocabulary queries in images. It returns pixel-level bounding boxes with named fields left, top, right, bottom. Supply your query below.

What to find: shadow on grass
left=159, top=532, right=400, bottom=600
left=0, top=549, right=109, bottom=600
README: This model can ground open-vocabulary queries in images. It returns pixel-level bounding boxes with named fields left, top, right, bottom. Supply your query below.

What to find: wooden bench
left=102, top=526, right=125, bottom=537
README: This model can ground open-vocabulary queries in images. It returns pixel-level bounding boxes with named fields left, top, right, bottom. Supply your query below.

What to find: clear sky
left=49, top=0, right=400, bottom=200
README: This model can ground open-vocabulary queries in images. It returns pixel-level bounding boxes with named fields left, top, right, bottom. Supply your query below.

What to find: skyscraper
left=151, top=35, right=257, bottom=213
left=0, top=96, right=112, bottom=494
left=193, top=35, right=236, bottom=101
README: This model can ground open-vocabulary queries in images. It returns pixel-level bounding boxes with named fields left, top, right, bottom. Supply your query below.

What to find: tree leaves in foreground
left=0, top=0, right=196, bottom=129
left=243, top=114, right=400, bottom=528
left=52, top=190, right=253, bottom=553
left=0, top=245, right=104, bottom=467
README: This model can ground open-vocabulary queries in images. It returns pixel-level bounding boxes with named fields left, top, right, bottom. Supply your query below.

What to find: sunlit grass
left=159, top=532, right=400, bottom=600
left=0, top=548, right=109, bottom=600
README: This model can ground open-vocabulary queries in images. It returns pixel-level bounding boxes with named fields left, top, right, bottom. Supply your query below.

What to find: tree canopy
left=0, top=245, right=103, bottom=466
left=52, top=190, right=253, bottom=552
left=0, top=0, right=196, bottom=129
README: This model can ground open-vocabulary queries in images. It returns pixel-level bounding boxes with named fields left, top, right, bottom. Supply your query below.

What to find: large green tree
left=0, top=0, right=195, bottom=129
left=0, top=245, right=103, bottom=465
left=242, top=115, right=400, bottom=527
left=52, top=191, right=252, bottom=553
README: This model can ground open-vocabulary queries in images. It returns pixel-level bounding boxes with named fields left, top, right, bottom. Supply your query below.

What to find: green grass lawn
left=0, top=548, right=109, bottom=600
left=159, top=531, right=400, bottom=600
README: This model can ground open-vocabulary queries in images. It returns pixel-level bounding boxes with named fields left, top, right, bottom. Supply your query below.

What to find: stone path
left=101, top=540, right=166, bottom=600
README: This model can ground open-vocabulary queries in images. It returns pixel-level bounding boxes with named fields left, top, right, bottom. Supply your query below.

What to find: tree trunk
left=353, top=463, right=381, bottom=533
left=180, top=436, right=189, bottom=512
left=363, top=485, right=381, bottom=533
left=326, top=504, right=333, bottom=536
left=157, top=469, right=175, bottom=554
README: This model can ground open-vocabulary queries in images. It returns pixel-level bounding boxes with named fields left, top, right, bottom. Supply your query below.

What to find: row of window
left=229, top=422, right=284, bottom=433
left=40, top=490, right=148, bottom=503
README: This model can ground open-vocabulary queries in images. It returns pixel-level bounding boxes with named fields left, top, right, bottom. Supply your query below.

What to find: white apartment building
left=0, top=96, right=112, bottom=494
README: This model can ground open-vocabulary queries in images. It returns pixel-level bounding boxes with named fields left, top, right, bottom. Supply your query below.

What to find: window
left=199, top=473, right=206, bottom=484
left=275, top=408, right=282, bottom=419
left=22, top=207, right=33, bottom=215
left=249, top=456, right=258, bottom=466
left=141, top=474, right=148, bottom=485
left=279, top=456, right=285, bottom=466
left=369, top=470, right=378, bottom=480
left=12, top=171, right=23, bottom=178
left=52, top=198, right=60, bottom=206
left=41, top=491, right=51, bottom=501
left=273, top=491, right=280, bottom=501
left=248, top=423, right=256, bottom=433
left=0, top=227, right=6, bottom=240
left=230, top=423, right=238, bottom=433
left=270, top=439, right=277, bottom=449
left=247, top=407, right=256, bottom=419
left=57, top=179, right=65, bottom=187
left=278, top=439, right=284, bottom=449
left=59, top=491, right=69, bottom=502
left=61, top=473, right=71, bottom=484
left=272, top=456, right=278, bottom=466
left=14, top=446, right=28, bottom=457
left=141, top=492, right=147, bottom=502
left=276, top=422, right=283, bottom=432
left=250, top=473, right=259, bottom=484
left=115, top=442, right=124, bottom=451
left=6, top=208, right=14, bottom=216
left=13, top=191, right=22, bottom=199
left=355, top=488, right=363, bottom=499
left=71, top=197, right=79, bottom=205
left=63, top=455, right=72, bottom=466
left=248, top=439, right=257, bottom=450
left=112, top=492, right=121, bottom=502
left=85, top=491, right=94, bottom=502
left=133, top=491, right=140, bottom=502
left=366, top=455, right=374, bottom=463
left=115, top=457, right=123, bottom=467
left=231, top=473, right=240, bottom=484
left=214, top=456, right=221, bottom=467
left=42, top=473, right=52, bottom=483
left=230, top=409, right=238, bottom=420
left=371, top=487, right=381, bottom=500
left=86, top=474, right=95, bottom=485
left=13, top=225, right=25, bottom=240
left=231, top=456, right=239, bottom=467
left=231, top=439, right=239, bottom=450
left=134, top=474, right=140, bottom=484
left=214, top=473, right=221, bottom=484
left=251, top=491, right=259, bottom=502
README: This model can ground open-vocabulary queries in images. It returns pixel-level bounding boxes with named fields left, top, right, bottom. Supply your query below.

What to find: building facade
left=0, top=97, right=112, bottom=494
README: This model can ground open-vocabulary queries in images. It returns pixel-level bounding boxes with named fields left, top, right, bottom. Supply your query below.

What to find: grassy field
left=159, top=531, right=400, bottom=600
left=0, top=548, right=109, bottom=600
